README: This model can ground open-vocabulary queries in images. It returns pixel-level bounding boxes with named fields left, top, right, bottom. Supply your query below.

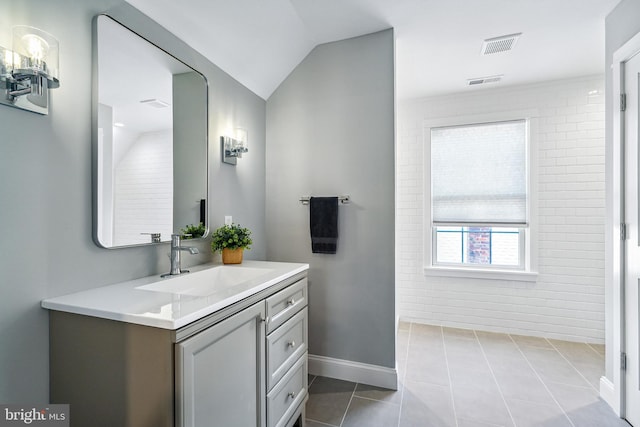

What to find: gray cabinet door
left=176, top=301, right=266, bottom=427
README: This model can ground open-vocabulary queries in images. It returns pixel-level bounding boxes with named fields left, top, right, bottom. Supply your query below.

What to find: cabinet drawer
left=267, top=354, right=307, bottom=427
left=267, top=307, right=308, bottom=390
left=266, top=278, right=307, bottom=333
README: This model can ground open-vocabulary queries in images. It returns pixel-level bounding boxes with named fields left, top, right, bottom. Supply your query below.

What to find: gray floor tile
left=476, top=330, right=514, bottom=344
left=397, top=357, right=407, bottom=385
left=448, top=362, right=495, bottom=388
left=442, top=326, right=476, bottom=340
left=547, top=383, right=630, bottom=427
left=306, top=376, right=356, bottom=426
left=341, top=396, right=400, bottom=427
left=404, top=357, right=450, bottom=386
left=354, top=382, right=402, bottom=405
left=405, top=345, right=450, bottom=386
left=479, top=337, right=526, bottom=357
left=494, top=371, right=557, bottom=405
left=398, top=321, right=411, bottom=331
left=572, top=359, right=605, bottom=389
left=533, top=361, right=592, bottom=388
left=506, top=399, right=572, bottom=427
left=397, top=329, right=410, bottom=357
left=410, top=330, right=445, bottom=352
left=517, top=346, right=567, bottom=365
left=451, top=382, right=514, bottom=426
left=410, top=323, right=442, bottom=338
left=548, top=339, right=605, bottom=365
left=444, top=335, right=494, bottom=380
left=408, top=330, right=446, bottom=353
left=484, top=351, right=538, bottom=377
left=511, top=334, right=553, bottom=349
left=305, top=420, right=336, bottom=427
left=545, top=381, right=601, bottom=412
left=444, top=336, right=486, bottom=358
left=480, top=338, right=539, bottom=378
left=519, top=346, right=592, bottom=387
left=477, top=332, right=526, bottom=356
left=400, top=380, right=456, bottom=427
left=457, top=418, right=506, bottom=427
left=305, top=323, right=624, bottom=427
left=588, top=342, right=605, bottom=357
left=564, top=400, right=631, bottom=427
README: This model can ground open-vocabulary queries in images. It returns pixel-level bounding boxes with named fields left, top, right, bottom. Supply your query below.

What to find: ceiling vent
left=481, top=33, right=521, bottom=55
left=140, top=98, right=170, bottom=108
left=467, top=75, right=503, bottom=86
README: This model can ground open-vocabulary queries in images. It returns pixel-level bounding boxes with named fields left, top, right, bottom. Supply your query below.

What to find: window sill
left=423, top=266, right=538, bottom=283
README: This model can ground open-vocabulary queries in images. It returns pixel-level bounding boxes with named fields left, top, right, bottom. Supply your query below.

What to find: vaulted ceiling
left=125, top=0, right=621, bottom=100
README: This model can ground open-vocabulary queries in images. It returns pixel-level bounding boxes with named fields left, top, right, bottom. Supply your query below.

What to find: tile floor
left=305, top=322, right=630, bottom=427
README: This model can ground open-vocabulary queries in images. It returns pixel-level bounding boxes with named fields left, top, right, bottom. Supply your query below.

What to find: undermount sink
left=136, top=265, right=275, bottom=297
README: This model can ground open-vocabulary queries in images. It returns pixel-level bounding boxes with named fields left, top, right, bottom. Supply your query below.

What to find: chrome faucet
left=161, top=234, right=199, bottom=277
left=141, top=232, right=162, bottom=243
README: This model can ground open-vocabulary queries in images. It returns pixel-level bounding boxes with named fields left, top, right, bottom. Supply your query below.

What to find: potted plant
left=211, top=223, right=253, bottom=264
left=180, top=222, right=206, bottom=239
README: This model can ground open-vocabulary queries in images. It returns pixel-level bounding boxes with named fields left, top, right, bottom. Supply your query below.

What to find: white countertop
left=41, top=260, right=309, bottom=330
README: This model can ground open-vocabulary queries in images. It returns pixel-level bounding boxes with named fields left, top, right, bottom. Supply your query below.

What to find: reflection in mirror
left=94, top=15, right=208, bottom=248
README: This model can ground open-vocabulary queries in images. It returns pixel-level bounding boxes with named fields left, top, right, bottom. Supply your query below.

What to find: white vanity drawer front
left=267, top=354, right=307, bottom=427
left=267, top=307, right=308, bottom=390
left=266, top=278, right=307, bottom=333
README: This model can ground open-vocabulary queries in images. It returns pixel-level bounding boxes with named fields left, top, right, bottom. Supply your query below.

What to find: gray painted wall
left=0, top=0, right=266, bottom=402
left=604, top=0, right=640, bottom=383
left=173, top=72, right=208, bottom=234
left=265, top=30, right=396, bottom=368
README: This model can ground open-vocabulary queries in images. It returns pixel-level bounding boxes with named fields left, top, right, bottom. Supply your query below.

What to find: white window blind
left=431, top=120, right=527, bottom=225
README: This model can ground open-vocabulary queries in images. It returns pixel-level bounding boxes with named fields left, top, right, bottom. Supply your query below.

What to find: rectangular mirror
left=93, top=14, right=208, bottom=248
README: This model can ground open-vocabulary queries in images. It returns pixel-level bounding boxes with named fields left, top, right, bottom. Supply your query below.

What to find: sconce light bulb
left=12, top=26, right=59, bottom=81
left=23, top=33, right=49, bottom=61
left=3, top=50, right=12, bottom=69
left=234, top=127, right=247, bottom=144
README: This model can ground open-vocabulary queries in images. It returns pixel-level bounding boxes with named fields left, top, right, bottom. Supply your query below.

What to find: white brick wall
left=397, top=76, right=606, bottom=343
left=113, top=130, right=173, bottom=246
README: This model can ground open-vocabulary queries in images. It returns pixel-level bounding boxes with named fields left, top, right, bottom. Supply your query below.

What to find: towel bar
left=299, top=195, right=350, bottom=205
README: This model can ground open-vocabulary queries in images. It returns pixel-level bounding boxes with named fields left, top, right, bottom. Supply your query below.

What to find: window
left=428, top=118, right=532, bottom=274
left=434, top=226, right=523, bottom=268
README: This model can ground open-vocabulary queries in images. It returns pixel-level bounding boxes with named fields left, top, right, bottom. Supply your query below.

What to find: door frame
left=609, top=29, right=640, bottom=419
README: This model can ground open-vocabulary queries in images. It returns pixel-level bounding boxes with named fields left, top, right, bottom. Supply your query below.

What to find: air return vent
left=467, top=75, right=503, bottom=86
left=481, top=33, right=521, bottom=55
left=140, top=98, right=170, bottom=108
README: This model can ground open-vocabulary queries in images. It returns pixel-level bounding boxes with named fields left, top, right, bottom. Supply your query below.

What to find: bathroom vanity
left=42, top=261, right=309, bottom=427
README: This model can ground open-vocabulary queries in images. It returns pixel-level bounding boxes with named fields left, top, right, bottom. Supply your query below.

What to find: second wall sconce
left=221, top=127, right=248, bottom=165
left=0, top=25, right=60, bottom=115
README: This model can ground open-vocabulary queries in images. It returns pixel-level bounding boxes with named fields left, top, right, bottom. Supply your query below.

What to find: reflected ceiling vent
left=481, top=33, right=521, bottom=55
left=140, top=98, right=170, bottom=108
left=467, top=75, right=503, bottom=86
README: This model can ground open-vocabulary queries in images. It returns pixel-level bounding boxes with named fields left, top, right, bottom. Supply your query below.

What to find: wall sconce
left=0, top=26, right=60, bottom=115
left=221, top=128, right=248, bottom=165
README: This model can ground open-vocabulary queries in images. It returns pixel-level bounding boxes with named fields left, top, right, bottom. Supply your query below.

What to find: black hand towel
left=310, top=197, right=339, bottom=254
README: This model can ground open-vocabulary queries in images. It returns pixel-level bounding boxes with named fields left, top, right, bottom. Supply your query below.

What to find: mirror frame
left=91, top=14, right=209, bottom=249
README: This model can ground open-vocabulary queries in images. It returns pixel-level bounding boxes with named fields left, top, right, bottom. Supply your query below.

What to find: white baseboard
left=600, top=376, right=619, bottom=415
left=308, top=354, right=398, bottom=390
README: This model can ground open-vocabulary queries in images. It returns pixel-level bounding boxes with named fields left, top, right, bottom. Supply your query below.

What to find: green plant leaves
left=180, top=223, right=206, bottom=239
left=211, top=223, right=253, bottom=252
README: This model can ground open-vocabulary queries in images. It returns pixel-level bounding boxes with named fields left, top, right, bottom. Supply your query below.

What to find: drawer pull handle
left=288, top=391, right=296, bottom=399
left=287, top=340, right=296, bottom=348
left=286, top=298, right=295, bottom=306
